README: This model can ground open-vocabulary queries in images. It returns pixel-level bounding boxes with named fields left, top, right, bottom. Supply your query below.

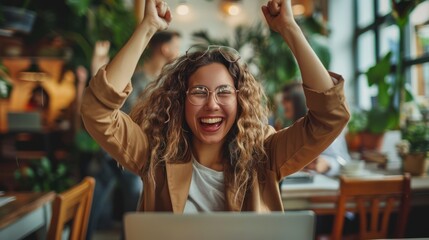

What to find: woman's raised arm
left=262, top=0, right=334, bottom=91
left=80, top=0, right=172, bottom=175
left=262, top=0, right=350, bottom=179
left=105, top=0, right=171, bottom=91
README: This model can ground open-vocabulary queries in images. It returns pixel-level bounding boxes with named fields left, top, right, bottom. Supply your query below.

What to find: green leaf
left=62, top=31, right=92, bottom=66
left=366, top=52, right=392, bottom=86
left=66, top=0, right=91, bottom=16
left=43, top=182, right=50, bottom=191
left=33, top=185, right=41, bottom=192
left=386, top=109, right=400, bottom=130
left=402, top=121, right=429, bottom=152
left=348, top=110, right=368, bottom=133
left=404, top=86, right=414, bottom=102
left=377, top=80, right=390, bottom=109
left=24, top=167, right=35, bottom=178
left=0, top=77, right=12, bottom=99
left=40, top=157, right=51, bottom=172
left=14, top=170, right=21, bottom=180
left=57, top=164, right=67, bottom=176
left=367, top=108, right=390, bottom=133
left=75, top=129, right=100, bottom=152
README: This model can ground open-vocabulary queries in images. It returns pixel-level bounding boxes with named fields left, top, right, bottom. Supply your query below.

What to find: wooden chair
left=331, top=174, right=411, bottom=240
left=48, top=177, right=95, bottom=240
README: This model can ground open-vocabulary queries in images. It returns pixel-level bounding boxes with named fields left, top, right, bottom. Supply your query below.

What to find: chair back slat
left=380, top=197, right=395, bottom=236
left=48, top=177, right=95, bottom=240
left=356, top=198, right=366, bottom=236
left=370, top=198, right=380, bottom=233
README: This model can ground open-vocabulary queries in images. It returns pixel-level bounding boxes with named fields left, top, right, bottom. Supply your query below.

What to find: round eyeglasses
left=186, top=85, right=239, bottom=106
left=185, top=45, right=241, bottom=63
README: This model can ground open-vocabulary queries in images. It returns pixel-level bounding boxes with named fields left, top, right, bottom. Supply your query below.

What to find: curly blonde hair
left=130, top=50, right=270, bottom=202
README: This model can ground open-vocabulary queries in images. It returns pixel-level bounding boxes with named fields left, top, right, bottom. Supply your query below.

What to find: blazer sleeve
left=264, top=72, right=350, bottom=181
left=80, top=66, right=149, bottom=175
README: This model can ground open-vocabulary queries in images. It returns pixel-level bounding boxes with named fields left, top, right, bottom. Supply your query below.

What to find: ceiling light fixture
left=220, top=0, right=242, bottom=16
left=176, top=1, right=190, bottom=16
left=227, top=4, right=241, bottom=16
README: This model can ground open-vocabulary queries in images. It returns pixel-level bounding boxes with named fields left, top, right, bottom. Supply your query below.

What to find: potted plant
left=346, top=108, right=391, bottom=151
left=345, top=110, right=367, bottom=152
left=396, top=121, right=429, bottom=176
left=14, top=157, right=76, bottom=192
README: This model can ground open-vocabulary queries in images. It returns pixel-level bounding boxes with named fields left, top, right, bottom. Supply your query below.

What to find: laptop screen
left=7, top=112, right=43, bottom=132
left=124, top=211, right=315, bottom=240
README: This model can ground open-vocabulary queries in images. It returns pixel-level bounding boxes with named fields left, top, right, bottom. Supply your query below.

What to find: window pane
left=410, top=2, right=429, bottom=59
left=410, top=63, right=429, bottom=97
left=413, top=25, right=429, bottom=59
left=379, top=24, right=399, bottom=59
left=378, top=0, right=391, bottom=16
left=357, top=74, right=378, bottom=110
left=358, top=31, right=375, bottom=72
left=358, top=0, right=374, bottom=28
left=410, top=1, right=429, bottom=26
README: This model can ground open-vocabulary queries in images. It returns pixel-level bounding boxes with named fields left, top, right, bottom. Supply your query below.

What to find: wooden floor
left=93, top=229, right=120, bottom=240
left=91, top=219, right=122, bottom=240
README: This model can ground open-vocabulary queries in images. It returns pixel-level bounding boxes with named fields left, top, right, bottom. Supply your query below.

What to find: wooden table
left=0, top=191, right=55, bottom=240
left=281, top=173, right=429, bottom=215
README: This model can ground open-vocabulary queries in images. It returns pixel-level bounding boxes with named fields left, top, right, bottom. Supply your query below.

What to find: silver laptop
left=124, top=211, right=315, bottom=240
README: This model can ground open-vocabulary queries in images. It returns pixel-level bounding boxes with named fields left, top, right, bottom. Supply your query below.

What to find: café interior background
left=0, top=0, right=429, bottom=239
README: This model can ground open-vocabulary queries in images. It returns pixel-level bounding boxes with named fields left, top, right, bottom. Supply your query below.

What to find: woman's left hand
left=306, top=157, right=331, bottom=174
left=261, top=0, right=296, bottom=33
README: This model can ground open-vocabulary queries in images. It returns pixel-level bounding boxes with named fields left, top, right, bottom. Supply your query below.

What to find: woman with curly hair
left=81, top=0, right=350, bottom=212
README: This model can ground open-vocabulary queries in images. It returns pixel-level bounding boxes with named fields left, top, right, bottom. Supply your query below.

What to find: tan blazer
left=81, top=67, right=350, bottom=213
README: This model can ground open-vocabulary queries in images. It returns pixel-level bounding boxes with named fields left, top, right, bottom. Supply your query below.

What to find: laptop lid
left=124, top=211, right=315, bottom=240
left=7, top=112, right=42, bottom=132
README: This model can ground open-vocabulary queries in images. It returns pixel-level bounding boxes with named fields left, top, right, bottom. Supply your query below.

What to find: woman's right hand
left=91, top=41, right=110, bottom=76
left=262, top=0, right=296, bottom=34
left=142, top=0, right=172, bottom=31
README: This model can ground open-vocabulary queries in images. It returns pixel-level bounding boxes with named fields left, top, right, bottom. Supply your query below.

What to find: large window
left=354, top=0, right=429, bottom=109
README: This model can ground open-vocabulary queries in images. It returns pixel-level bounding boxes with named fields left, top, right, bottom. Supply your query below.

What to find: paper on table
left=0, top=196, right=16, bottom=207
left=281, top=174, right=339, bottom=191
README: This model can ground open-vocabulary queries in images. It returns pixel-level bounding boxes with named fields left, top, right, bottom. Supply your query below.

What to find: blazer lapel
left=166, top=160, right=193, bottom=213
left=224, top=165, right=245, bottom=211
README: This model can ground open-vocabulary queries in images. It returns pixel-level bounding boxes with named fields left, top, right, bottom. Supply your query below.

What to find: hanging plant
left=64, top=0, right=137, bottom=67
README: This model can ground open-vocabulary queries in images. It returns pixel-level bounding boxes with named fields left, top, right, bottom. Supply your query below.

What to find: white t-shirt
left=183, top=156, right=225, bottom=213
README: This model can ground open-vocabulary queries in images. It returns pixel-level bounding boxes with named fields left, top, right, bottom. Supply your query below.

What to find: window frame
left=353, top=0, right=429, bottom=106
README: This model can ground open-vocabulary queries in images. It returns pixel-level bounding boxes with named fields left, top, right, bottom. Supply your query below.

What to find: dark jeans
left=86, top=155, right=142, bottom=240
